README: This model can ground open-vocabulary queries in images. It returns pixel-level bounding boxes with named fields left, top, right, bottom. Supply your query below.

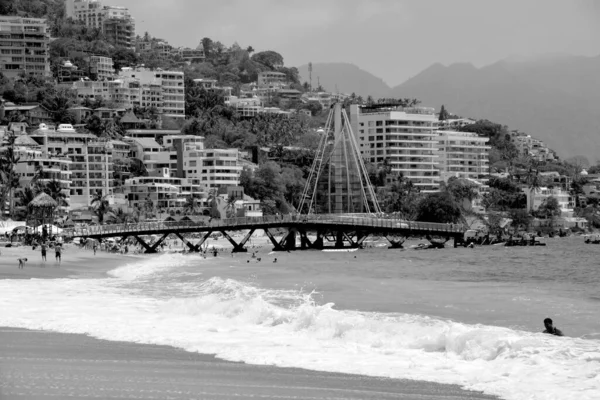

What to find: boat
left=322, top=248, right=358, bottom=252
left=583, top=234, right=600, bottom=244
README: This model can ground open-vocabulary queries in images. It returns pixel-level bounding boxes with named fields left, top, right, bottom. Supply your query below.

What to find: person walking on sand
left=93, top=243, right=98, bottom=255
left=18, top=258, right=27, bottom=269
left=55, top=244, right=62, bottom=265
left=543, top=318, right=563, bottom=336
left=40, top=242, right=47, bottom=262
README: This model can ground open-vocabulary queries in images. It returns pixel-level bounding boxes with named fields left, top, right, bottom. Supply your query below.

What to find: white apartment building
left=0, top=16, right=50, bottom=79
left=524, top=187, right=574, bottom=215
left=120, top=68, right=185, bottom=118
left=124, top=137, right=170, bottom=174
left=70, top=79, right=140, bottom=108
left=89, top=55, right=113, bottom=80
left=350, top=104, right=440, bottom=192
left=436, top=130, right=490, bottom=182
left=122, top=169, right=205, bottom=213
left=257, top=71, right=287, bottom=86
left=180, top=148, right=242, bottom=190
left=67, top=0, right=132, bottom=30
left=11, top=134, right=72, bottom=214
left=29, top=124, right=128, bottom=208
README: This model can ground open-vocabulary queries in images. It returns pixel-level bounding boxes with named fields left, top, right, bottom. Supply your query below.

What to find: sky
left=106, top=0, right=600, bottom=87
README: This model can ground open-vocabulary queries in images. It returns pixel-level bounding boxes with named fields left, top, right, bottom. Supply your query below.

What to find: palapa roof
left=119, top=110, right=142, bottom=124
left=29, top=193, right=58, bottom=208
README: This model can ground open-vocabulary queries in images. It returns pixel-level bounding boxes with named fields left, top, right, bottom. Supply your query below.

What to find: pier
left=65, top=214, right=465, bottom=253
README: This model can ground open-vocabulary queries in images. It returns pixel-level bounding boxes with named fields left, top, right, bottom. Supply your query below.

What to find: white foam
left=0, top=256, right=598, bottom=400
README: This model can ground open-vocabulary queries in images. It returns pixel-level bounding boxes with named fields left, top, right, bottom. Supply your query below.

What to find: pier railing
left=65, top=214, right=464, bottom=238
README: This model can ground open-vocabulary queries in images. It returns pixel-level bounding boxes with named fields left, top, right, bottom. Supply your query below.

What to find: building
left=89, top=55, right=113, bottom=80
left=350, top=104, right=440, bottom=192
left=119, top=68, right=185, bottom=119
left=103, top=16, right=135, bottom=48
left=11, top=134, right=72, bottom=214
left=257, top=71, right=287, bottom=86
left=68, top=0, right=106, bottom=29
left=174, top=47, right=205, bottom=62
left=0, top=103, right=53, bottom=125
left=524, top=186, right=574, bottom=214
left=189, top=149, right=242, bottom=190
left=436, top=130, right=490, bottom=182
left=0, top=16, right=50, bottom=79
left=29, top=124, right=125, bottom=208
left=122, top=169, right=205, bottom=214
left=124, top=137, right=171, bottom=174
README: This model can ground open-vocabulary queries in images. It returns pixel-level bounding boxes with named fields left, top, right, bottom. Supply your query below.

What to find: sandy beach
left=0, top=243, right=143, bottom=279
left=0, top=239, right=499, bottom=400
left=0, top=327, right=497, bottom=400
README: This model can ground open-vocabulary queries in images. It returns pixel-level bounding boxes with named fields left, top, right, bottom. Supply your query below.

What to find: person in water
left=543, top=318, right=564, bottom=336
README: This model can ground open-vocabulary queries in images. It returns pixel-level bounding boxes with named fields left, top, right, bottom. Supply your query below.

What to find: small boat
left=322, top=248, right=358, bottom=252
left=584, top=234, right=600, bottom=244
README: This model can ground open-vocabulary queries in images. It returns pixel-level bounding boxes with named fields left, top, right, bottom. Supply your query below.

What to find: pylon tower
left=299, top=103, right=381, bottom=215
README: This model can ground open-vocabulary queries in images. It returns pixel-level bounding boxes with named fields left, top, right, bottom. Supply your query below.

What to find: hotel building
left=29, top=124, right=128, bottom=208
left=0, top=16, right=50, bottom=79
left=119, top=68, right=185, bottom=119
left=350, top=104, right=440, bottom=192
left=436, top=130, right=490, bottom=182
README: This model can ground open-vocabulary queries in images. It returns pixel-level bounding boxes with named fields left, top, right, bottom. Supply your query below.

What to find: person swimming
left=543, top=318, right=564, bottom=336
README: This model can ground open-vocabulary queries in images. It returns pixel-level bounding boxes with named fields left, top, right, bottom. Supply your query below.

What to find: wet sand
left=0, top=244, right=143, bottom=279
left=0, top=327, right=498, bottom=400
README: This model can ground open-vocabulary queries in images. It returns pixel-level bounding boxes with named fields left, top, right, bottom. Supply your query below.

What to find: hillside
left=388, top=55, right=600, bottom=160
left=296, top=63, right=390, bottom=98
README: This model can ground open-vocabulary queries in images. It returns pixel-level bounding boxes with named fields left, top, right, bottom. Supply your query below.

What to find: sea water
left=0, top=237, right=599, bottom=400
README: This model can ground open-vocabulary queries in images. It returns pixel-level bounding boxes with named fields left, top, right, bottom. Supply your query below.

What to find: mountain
left=388, top=55, right=600, bottom=160
left=296, top=63, right=390, bottom=98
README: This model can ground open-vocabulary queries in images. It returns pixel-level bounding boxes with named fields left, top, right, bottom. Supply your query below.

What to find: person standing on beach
left=40, top=242, right=47, bottom=262
left=55, top=244, right=62, bottom=265
left=543, top=318, right=564, bottom=336
left=93, top=243, right=98, bottom=255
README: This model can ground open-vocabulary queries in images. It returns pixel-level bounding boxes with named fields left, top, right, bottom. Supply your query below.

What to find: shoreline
left=0, top=243, right=143, bottom=279
left=0, top=326, right=499, bottom=400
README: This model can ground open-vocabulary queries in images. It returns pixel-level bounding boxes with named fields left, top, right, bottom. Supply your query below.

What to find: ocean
left=0, top=236, right=599, bottom=400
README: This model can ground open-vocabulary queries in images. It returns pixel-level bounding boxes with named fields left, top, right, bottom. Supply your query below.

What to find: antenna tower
left=308, top=62, right=312, bottom=92
left=298, top=103, right=381, bottom=215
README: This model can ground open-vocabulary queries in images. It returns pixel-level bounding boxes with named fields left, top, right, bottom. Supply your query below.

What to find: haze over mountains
left=298, top=55, right=600, bottom=161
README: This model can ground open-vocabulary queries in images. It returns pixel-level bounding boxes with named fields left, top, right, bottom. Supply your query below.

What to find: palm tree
left=207, top=189, right=222, bottom=219
left=106, top=208, right=136, bottom=224
left=225, top=195, right=237, bottom=218
left=43, top=179, right=68, bottom=207
left=0, top=146, right=21, bottom=218
left=91, top=193, right=111, bottom=224
left=183, top=196, right=199, bottom=215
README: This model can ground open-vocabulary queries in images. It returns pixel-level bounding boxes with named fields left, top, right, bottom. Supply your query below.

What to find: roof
left=119, top=110, right=142, bottom=124
left=130, top=138, right=161, bottom=147
left=13, top=135, right=40, bottom=146
left=29, top=193, right=57, bottom=208
left=3, top=105, right=40, bottom=111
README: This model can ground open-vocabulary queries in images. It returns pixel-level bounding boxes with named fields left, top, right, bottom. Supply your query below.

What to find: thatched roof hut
left=29, top=193, right=58, bottom=209
left=27, top=193, right=58, bottom=230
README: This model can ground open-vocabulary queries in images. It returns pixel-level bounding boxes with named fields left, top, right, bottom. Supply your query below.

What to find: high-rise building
left=103, top=16, right=135, bottom=48
left=0, top=16, right=50, bottom=79
left=119, top=67, right=185, bottom=119
left=29, top=124, right=128, bottom=208
left=67, top=0, right=135, bottom=48
left=88, top=55, right=113, bottom=80
left=436, top=130, right=490, bottom=182
left=350, top=104, right=440, bottom=192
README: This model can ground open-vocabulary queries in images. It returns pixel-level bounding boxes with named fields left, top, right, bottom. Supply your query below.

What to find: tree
left=251, top=51, right=284, bottom=69
left=508, top=209, right=532, bottom=231
left=91, top=193, right=111, bottom=224
left=84, top=114, right=104, bottom=136
left=106, top=208, right=136, bottom=224
left=183, top=196, right=200, bottom=215
left=535, top=197, right=561, bottom=220
left=0, top=146, right=21, bottom=217
left=42, top=88, right=76, bottom=124
left=438, top=105, right=449, bottom=121
left=415, top=192, right=462, bottom=223
left=42, top=179, right=68, bottom=207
